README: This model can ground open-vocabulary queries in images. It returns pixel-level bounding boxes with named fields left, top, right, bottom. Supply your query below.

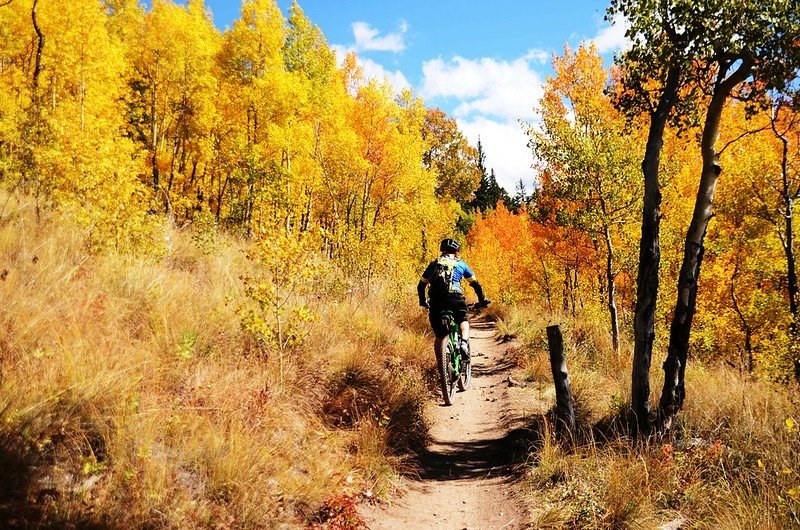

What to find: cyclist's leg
left=451, top=296, right=470, bottom=360
left=428, top=304, right=448, bottom=339
left=459, top=320, right=469, bottom=340
left=458, top=321, right=470, bottom=360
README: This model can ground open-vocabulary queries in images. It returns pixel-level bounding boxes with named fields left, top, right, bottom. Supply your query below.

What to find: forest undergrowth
left=0, top=200, right=436, bottom=529
left=3, top=0, right=800, bottom=528
left=3, top=199, right=799, bottom=529
left=496, top=305, right=800, bottom=529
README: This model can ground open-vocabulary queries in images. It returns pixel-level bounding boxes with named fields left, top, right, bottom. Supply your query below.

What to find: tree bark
left=31, top=0, right=44, bottom=106
left=772, top=111, right=800, bottom=381
left=150, top=78, right=159, bottom=192
left=27, top=0, right=45, bottom=216
left=631, top=64, right=680, bottom=438
left=781, top=173, right=800, bottom=382
left=729, top=267, right=754, bottom=373
left=603, top=224, right=620, bottom=354
left=547, top=325, right=576, bottom=440
left=541, top=257, right=553, bottom=313
left=659, top=55, right=755, bottom=430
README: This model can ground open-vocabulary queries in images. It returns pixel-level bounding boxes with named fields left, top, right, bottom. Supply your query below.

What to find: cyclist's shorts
left=429, top=294, right=468, bottom=338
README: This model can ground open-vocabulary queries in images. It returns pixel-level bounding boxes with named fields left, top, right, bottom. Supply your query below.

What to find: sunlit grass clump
left=0, top=201, right=431, bottom=528
left=501, top=303, right=800, bottom=529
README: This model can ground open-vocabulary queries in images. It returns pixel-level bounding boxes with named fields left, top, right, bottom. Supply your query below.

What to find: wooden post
left=547, top=324, right=576, bottom=439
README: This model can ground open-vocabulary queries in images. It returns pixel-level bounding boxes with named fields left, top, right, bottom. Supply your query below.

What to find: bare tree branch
left=31, top=0, right=44, bottom=102
left=718, top=124, right=771, bottom=156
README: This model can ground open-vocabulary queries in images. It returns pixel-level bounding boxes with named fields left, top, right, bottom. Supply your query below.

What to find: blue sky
left=198, top=1, right=628, bottom=191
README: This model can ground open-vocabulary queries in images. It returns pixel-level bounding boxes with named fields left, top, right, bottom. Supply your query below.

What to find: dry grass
left=0, top=201, right=432, bottom=528
left=503, top=301, right=800, bottom=529
left=494, top=304, right=553, bottom=383
left=5, top=199, right=798, bottom=528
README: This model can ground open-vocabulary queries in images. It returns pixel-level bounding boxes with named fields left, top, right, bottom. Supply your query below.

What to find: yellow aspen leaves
left=0, top=0, right=464, bottom=272
left=787, top=417, right=798, bottom=433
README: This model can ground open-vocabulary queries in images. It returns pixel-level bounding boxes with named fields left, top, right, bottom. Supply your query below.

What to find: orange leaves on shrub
left=465, top=203, right=598, bottom=308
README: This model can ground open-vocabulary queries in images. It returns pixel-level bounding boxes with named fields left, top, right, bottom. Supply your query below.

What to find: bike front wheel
left=434, top=336, right=457, bottom=406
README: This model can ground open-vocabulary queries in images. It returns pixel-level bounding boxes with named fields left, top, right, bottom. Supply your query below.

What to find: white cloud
left=352, top=21, right=407, bottom=53
left=358, top=57, right=411, bottom=93
left=590, top=16, right=630, bottom=53
left=330, top=45, right=411, bottom=96
left=331, top=43, right=353, bottom=61
left=421, top=52, right=546, bottom=121
left=419, top=51, right=547, bottom=191
left=458, top=117, right=536, bottom=193
left=524, top=48, right=549, bottom=64
left=329, top=21, right=411, bottom=96
left=421, top=57, right=484, bottom=99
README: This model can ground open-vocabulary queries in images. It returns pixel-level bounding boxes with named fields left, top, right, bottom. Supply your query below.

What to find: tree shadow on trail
left=401, top=312, right=550, bottom=483
left=471, top=359, right=516, bottom=378
left=407, top=417, right=546, bottom=482
left=470, top=319, right=496, bottom=332
left=0, top=401, right=109, bottom=530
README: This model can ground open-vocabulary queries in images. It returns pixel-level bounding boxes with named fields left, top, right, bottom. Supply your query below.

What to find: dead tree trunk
left=547, top=325, right=576, bottom=440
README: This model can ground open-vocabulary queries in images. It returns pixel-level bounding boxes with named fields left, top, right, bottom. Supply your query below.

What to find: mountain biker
left=417, top=238, right=490, bottom=362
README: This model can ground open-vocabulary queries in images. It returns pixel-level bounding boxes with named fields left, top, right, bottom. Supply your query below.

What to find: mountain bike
left=432, top=301, right=489, bottom=406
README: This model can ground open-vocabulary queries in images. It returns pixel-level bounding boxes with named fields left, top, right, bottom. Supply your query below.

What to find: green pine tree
left=469, top=139, right=509, bottom=212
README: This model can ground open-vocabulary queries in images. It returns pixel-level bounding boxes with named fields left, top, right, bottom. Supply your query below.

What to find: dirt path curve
left=360, top=316, right=537, bottom=529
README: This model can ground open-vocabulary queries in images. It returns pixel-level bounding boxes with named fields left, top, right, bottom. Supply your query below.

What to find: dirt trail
left=360, top=316, right=540, bottom=529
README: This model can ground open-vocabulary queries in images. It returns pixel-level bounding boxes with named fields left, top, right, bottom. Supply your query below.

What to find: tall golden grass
left=498, top=304, right=800, bottom=529
left=0, top=199, right=433, bottom=528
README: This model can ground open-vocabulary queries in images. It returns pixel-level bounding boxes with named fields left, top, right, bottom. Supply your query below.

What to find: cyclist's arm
left=417, top=278, right=428, bottom=306
left=418, top=262, right=435, bottom=307
left=463, top=263, right=488, bottom=304
left=467, top=277, right=486, bottom=303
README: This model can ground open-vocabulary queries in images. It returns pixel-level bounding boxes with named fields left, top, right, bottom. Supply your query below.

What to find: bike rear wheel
left=434, top=335, right=457, bottom=406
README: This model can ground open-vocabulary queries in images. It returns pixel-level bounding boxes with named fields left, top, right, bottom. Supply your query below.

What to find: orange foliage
left=465, top=203, right=597, bottom=311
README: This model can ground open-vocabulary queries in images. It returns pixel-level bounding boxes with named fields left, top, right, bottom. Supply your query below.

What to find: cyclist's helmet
left=439, top=238, right=460, bottom=253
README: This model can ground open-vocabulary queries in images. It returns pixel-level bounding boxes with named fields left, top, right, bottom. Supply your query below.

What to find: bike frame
left=442, top=310, right=462, bottom=376
left=429, top=302, right=484, bottom=405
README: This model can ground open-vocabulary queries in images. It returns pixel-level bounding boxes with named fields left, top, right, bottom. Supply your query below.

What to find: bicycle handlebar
left=420, top=299, right=491, bottom=311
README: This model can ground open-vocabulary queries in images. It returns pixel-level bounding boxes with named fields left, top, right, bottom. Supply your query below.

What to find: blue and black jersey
left=418, top=254, right=486, bottom=337
left=420, top=256, right=477, bottom=297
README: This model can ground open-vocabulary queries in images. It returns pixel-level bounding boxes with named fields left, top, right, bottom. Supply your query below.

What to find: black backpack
left=429, top=256, right=459, bottom=298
